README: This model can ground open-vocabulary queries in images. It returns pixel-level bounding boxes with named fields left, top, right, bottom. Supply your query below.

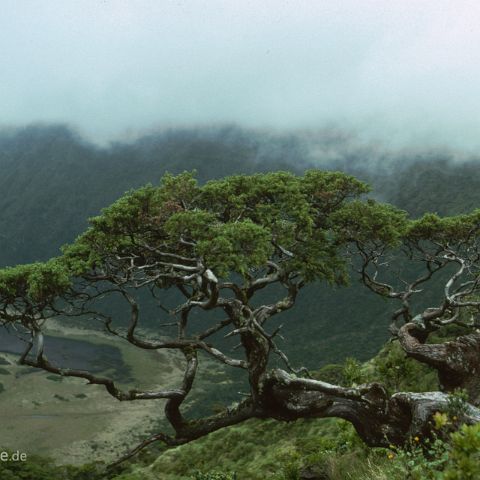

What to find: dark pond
left=0, top=329, right=133, bottom=382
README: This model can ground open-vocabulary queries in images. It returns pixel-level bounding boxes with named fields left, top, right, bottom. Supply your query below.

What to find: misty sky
left=1, top=0, right=480, bottom=148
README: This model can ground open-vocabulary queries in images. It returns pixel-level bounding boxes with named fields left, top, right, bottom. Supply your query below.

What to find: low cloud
left=1, top=1, right=479, bottom=149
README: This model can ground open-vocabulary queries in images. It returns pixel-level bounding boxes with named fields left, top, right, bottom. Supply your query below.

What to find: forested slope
left=2, top=125, right=480, bottom=479
left=1, top=124, right=480, bottom=369
left=0, top=125, right=306, bottom=267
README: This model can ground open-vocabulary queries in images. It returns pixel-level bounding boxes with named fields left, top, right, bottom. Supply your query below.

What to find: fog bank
left=1, top=1, right=479, bottom=149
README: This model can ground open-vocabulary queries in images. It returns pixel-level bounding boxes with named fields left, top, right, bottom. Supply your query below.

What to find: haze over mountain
left=2, top=1, right=480, bottom=150
left=2, top=123, right=480, bottom=370
left=3, top=122, right=480, bottom=268
left=2, top=2, right=480, bottom=478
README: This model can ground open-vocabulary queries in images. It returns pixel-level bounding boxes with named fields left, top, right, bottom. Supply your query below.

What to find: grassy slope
left=114, top=342, right=439, bottom=480
left=0, top=322, right=182, bottom=465
left=1, top=126, right=480, bottom=478
left=119, top=418, right=349, bottom=480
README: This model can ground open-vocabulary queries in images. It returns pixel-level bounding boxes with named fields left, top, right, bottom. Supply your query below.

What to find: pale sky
left=1, top=0, right=480, bottom=148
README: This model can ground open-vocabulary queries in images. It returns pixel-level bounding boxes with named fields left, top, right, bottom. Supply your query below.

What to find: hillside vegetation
left=1, top=125, right=480, bottom=479
left=2, top=125, right=479, bottom=368
left=1, top=344, right=478, bottom=479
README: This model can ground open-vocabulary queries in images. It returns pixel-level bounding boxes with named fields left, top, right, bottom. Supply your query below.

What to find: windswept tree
left=1, top=171, right=479, bottom=464
left=343, top=206, right=480, bottom=403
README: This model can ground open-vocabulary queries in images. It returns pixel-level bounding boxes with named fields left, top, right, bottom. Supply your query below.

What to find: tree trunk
left=262, top=369, right=480, bottom=447
left=398, top=323, right=480, bottom=405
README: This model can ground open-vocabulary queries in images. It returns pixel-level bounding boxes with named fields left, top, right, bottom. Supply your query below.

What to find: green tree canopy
left=1, top=170, right=480, bottom=466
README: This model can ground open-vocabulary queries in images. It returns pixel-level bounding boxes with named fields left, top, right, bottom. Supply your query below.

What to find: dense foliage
left=109, top=349, right=479, bottom=479
left=2, top=124, right=480, bottom=368
left=2, top=126, right=480, bottom=478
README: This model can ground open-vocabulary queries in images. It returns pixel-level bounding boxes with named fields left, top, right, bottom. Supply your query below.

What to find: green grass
left=115, top=418, right=361, bottom=480
left=113, top=342, right=443, bottom=480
